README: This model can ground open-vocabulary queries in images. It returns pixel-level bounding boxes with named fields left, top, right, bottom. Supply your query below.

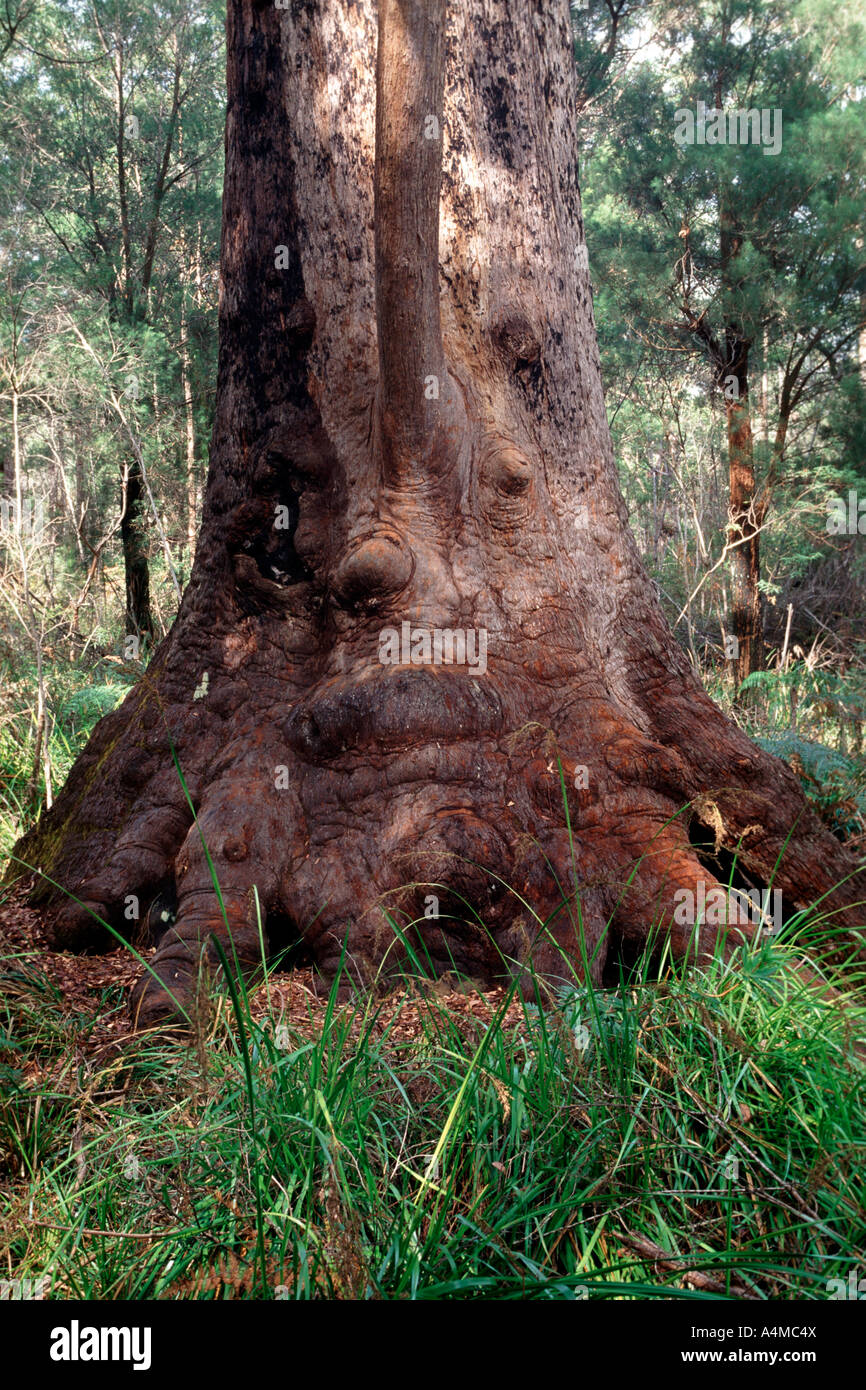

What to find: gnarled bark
left=9, top=0, right=864, bottom=1028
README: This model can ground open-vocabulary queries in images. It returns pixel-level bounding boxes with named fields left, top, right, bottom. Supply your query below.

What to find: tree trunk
left=10, top=0, right=864, bottom=1028
left=725, top=357, right=764, bottom=691
left=180, top=293, right=198, bottom=570
left=718, top=160, right=763, bottom=695
left=119, top=456, right=154, bottom=640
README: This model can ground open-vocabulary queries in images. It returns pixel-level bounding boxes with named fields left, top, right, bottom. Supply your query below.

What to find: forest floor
left=2, top=866, right=865, bottom=1301
left=0, top=882, right=527, bottom=1059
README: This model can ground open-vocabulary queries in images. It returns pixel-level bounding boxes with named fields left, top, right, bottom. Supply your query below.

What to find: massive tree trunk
left=10, top=0, right=864, bottom=1027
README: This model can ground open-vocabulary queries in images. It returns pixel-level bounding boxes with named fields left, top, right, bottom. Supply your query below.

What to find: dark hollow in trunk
left=10, top=0, right=864, bottom=1028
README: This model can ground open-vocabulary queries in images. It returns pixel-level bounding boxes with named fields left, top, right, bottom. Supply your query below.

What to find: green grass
left=1, top=921, right=864, bottom=1300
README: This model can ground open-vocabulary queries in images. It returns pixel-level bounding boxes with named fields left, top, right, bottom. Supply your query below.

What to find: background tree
left=580, top=0, right=866, bottom=693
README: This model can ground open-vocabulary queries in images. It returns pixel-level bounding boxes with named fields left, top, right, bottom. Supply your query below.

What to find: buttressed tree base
left=12, top=0, right=865, bottom=1027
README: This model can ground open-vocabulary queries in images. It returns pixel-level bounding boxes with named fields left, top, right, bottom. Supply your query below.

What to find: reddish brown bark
left=9, top=0, right=865, bottom=1027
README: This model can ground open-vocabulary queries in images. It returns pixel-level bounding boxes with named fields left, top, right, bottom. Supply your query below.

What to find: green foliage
left=740, top=662, right=865, bottom=733
left=57, top=682, right=128, bottom=731
left=755, top=731, right=866, bottom=840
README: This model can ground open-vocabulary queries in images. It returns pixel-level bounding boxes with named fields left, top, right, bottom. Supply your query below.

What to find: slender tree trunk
left=759, top=325, right=769, bottom=445
left=9, top=366, right=53, bottom=814
left=11, top=0, right=864, bottom=1028
left=55, top=427, right=86, bottom=565
left=180, top=292, right=198, bottom=567
left=120, top=457, right=154, bottom=639
left=858, top=243, right=866, bottom=387
left=725, top=357, right=764, bottom=691
left=719, top=160, right=763, bottom=694
left=111, top=38, right=134, bottom=318
left=74, top=442, right=87, bottom=558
